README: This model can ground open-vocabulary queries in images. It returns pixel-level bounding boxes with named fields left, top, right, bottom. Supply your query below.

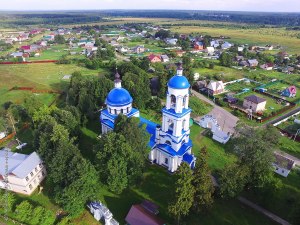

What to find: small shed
left=272, top=153, right=295, bottom=177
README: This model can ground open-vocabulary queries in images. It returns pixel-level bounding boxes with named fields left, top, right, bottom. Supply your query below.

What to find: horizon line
left=0, top=9, right=300, bottom=13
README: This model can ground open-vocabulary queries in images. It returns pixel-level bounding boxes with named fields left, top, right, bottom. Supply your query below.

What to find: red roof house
left=20, top=45, right=31, bottom=51
left=194, top=41, right=204, bottom=50
left=148, top=54, right=162, bottom=63
left=125, top=201, right=165, bottom=225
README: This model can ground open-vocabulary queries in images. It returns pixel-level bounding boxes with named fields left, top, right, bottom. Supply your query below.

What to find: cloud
left=0, top=0, right=299, bottom=12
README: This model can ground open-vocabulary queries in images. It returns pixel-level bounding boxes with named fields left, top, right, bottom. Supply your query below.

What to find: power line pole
left=4, top=147, right=9, bottom=221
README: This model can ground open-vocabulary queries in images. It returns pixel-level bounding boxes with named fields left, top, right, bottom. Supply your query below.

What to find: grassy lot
left=193, top=65, right=245, bottom=81
left=0, top=63, right=103, bottom=90
left=170, top=26, right=300, bottom=54
left=265, top=81, right=300, bottom=103
left=243, top=169, right=300, bottom=224
left=278, top=135, right=300, bottom=158
left=235, top=91, right=287, bottom=112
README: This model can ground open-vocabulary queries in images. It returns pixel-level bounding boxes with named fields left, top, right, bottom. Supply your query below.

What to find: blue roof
left=101, top=119, right=115, bottom=129
left=101, top=108, right=139, bottom=120
left=157, top=139, right=192, bottom=156
left=183, top=153, right=194, bottom=165
left=168, top=75, right=190, bottom=89
left=106, top=88, right=133, bottom=106
left=162, top=107, right=191, bottom=118
left=140, top=117, right=158, bottom=148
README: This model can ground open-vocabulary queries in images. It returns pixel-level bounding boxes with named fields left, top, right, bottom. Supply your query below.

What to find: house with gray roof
left=0, top=148, right=46, bottom=195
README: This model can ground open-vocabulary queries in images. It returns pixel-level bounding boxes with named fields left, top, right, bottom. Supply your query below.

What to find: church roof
left=156, top=139, right=192, bottom=157
left=168, top=75, right=190, bottom=89
left=106, top=88, right=133, bottom=106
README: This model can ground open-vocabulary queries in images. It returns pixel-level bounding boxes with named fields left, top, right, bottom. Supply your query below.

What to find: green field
left=0, top=63, right=104, bottom=106
left=170, top=25, right=300, bottom=54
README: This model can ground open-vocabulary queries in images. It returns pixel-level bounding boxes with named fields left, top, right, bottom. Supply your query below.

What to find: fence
left=0, top=60, right=58, bottom=65
left=0, top=132, right=16, bottom=144
left=277, top=127, right=300, bottom=142
left=9, top=87, right=61, bottom=94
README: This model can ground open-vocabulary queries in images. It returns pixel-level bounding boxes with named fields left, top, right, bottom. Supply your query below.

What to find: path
left=275, top=150, right=300, bottom=166
left=265, top=106, right=300, bottom=126
left=191, top=90, right=239, bottom=134
left=238, top=197, right=291, bottom=225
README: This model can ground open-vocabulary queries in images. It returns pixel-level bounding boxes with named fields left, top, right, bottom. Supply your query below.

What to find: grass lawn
left=278, top=135, right=300, bottom=158
left=193, top=65, right=244, bottom=81
left=170, top=25, right=300, bottom=54
left=0, top=63, right=103, bottom=91
left=243, top=169, right=300, bottom=224
left=265, top=81, right=300, bottom=103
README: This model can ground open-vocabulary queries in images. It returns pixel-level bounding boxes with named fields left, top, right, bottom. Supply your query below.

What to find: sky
left=1, top=0, right=300, bottom=12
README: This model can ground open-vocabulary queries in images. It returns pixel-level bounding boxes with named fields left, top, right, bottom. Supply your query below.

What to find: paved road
left=275, top=150, right=300, bottom=167
left=265, top=106, right=300, bottom=126
left=238, top=197, right=291, bottom=225
left=192, top=90, right=239, bottom=134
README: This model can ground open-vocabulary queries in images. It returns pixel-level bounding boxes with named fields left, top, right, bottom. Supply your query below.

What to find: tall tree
left=232, top=125, right=279, bottom=188
left=192, top=147, right=215, bottom=213
left=168, top=163, right=195, bottom=225
left=219, top=163, right=249, bottom=198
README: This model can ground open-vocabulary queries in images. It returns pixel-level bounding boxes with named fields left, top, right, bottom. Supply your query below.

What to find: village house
left=125, top=200, right=165, bottom=225
left=0, top=149, right=46, bottom=195
left=243, top=95, right=267, bottom=113
left=174, top=50, right=186, bottom=57
left=221, top=42, right=232, bottom=49
left=281, top=86, right=297, bottom=98
left=273, top=153, right=295, bottom=177
left=132, top=45, right=146, bottom=54
left=260, top=63, right=274, bottom=70
left=117, top=46, right=129, bottom=53
left=210, top=40, right=220, bottom=48
left=148, top=54, right=162, bottom=63
left=194, top=41, right=204, bottom=50
left=247, top=59, right=259, bottom=68
left=160, top=54, right=170, bottom=63
left=206, top=47, right=215, bottom=55
left=207, top=80, right=225, bottom=95
left=165, top=38, right=178, bottom=46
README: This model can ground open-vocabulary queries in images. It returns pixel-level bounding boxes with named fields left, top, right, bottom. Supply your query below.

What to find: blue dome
left=106, top=88, right=133, bottom=106
left=168, top=75, right=190, bottom=89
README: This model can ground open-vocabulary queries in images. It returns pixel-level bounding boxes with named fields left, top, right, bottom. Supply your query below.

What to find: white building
left=88, top=201, right=119, bottom=225
left=198, top=115, right=230, bottom=144
left=0, top=149, right=46, bottom=195
left=100, top=66, right=196, bottom=172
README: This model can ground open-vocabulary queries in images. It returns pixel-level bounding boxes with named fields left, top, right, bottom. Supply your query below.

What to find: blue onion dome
left=168, top=65, right=190, bottom=89
left=106, top=88, right=133, bottom=106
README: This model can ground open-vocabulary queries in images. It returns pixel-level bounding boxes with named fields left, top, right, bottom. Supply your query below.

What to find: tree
left=168, top=163, right=195, bottom=225
left=54, top=35, right=66, bottom=44
left=219, top=52, right=234, bottom=67
left=15, top=200, right=33, bottom=223
left=219, top=163, right=249, bottom=198
left=31, top=206, right=45, bottom=225
left=123, top=72, right=151, bottom=109
left=95, top=132, right=132, bottom=193
left=192, top=147, right=215, bottom=213
left=154, top=29, right=171, bottom=39
left=232, top=125, right=279, bottom=188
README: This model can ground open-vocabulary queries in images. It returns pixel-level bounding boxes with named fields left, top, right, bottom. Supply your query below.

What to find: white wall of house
left=243, top=100, right=266, bottom=113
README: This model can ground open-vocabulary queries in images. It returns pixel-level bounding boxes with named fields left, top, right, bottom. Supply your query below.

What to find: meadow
left=170, top=25, right=300, bottom=54
left=0, top=63, right=104, bottom=105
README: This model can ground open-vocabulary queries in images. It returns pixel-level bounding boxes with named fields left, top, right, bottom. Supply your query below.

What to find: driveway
left=192, top=90, right=239, bottom=134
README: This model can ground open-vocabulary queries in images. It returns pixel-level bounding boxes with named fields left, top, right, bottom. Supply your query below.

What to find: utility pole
left=4, top=147, right=9, bottom=221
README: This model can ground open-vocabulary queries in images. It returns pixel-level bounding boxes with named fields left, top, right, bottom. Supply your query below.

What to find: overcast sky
left=1, top=0, right=299, bottom=12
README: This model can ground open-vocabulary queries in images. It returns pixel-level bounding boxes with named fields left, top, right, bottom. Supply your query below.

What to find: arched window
left=127, top=107, right=130, bottom=113
left=183, top=95, right=188, bottom=108
left=168, top=120, right=174, bottom=132
left=182, top=120, right=186, bottom=131
left=121, top=109, right=124, bottom=114
left=171, top=95, right=176, bottom=107
left=114, top=109, right=117, bottom=115
left=181, top=139, right=186, bottom=145
left=165, top=140, right=171, bottom=146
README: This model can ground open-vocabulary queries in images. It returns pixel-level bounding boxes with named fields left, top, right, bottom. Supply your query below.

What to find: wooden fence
left=0, top=60, right=58, bottom=65
left=0, top=132, right=16, bottom=144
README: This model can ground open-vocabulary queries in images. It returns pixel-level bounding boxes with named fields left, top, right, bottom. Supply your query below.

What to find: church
left=100, top=65, right=196, bottom=172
